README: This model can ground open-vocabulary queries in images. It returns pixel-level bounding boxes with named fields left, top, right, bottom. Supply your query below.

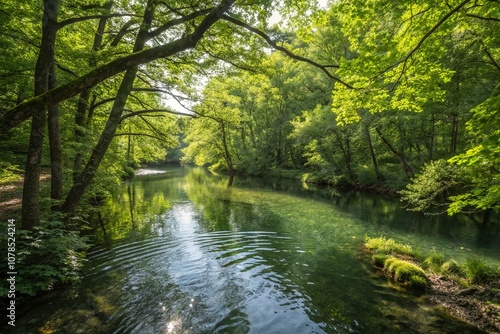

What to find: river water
left=11, top=166, right=500, bottom=333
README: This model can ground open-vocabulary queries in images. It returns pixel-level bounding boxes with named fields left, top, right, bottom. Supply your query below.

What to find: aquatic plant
left=372, top=253, right=388, bottom=267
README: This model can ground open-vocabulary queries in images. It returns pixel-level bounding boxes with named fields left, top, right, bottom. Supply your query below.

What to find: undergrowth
left=0, top=220, right=90, bottom=298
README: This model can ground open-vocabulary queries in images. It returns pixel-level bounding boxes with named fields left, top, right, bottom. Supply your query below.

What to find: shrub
left=384, top=256, right=428, bottom=288
left=464, top=257, right=494, bottom=284
left=0, top=161, right=22, bottom=184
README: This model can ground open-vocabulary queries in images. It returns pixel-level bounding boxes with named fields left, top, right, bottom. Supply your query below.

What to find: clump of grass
left=441, top=259, right=463, bottom=275
left=384, top=256, right=428, bottom=288
left=365, top=236, right=414, bottom=257
left=464, top=257, right=494, bottom=284
left=422, top=251, right=445, bottom=273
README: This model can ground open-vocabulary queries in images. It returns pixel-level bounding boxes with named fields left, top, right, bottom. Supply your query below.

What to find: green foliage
left=0, top=161, right=22, bottom=184
left=447, top=85, right=500, bottom=214
left=400, top=159, right=460, bottom=214
left=464, top=257, right=494, bottom=284
left=372, top=253, right=388, bottom=267
left=364, top=236, right=414, bottom=257
left=0, top=220, right=89, bottom=297
left=384, top=256, right=428, bottom=288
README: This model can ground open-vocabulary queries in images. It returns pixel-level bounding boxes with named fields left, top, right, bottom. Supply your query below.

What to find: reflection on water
left=10, top=166, right=498, bottom=333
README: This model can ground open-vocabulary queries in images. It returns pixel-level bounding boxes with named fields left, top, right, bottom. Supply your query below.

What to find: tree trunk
left=61, top=0, right=157, bottom=214
left=220, top=121, right=234, bottom=174
left=74, top=12, right=111, bottom=180
left=450, top=113, right=459, bottom=155
left=365, top=125, right=384, bottom=182
left=375, top=126, right=414, bottom=179
left=47, top=63, right=63, bottom=207
left=22, top=0, right=59, bottom=230
left=333, top=129, right=357, bottom=184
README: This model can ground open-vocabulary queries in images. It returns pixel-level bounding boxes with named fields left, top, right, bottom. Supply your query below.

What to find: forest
left=0, top=0, right=499, bottom=306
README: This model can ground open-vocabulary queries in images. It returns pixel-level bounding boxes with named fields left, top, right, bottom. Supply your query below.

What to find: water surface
left=11, top=166, right=499, bottom=333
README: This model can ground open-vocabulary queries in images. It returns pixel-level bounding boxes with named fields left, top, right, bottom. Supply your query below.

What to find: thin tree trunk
left=47, top=63, right=63, bottom=207
left=375, top=126, right=414, bottom=179
left=365, top=125, right=384, bottom=182
left=333, top=129, right=357, bottom=184
left=73, top=11, right=111, bottom=179
left=450, top=113, right=459, bottom=155
left=22, top=0, right=59, bottom=230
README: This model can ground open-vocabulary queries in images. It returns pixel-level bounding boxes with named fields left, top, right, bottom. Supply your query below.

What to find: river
left=11, top=166, right=500, bottom=333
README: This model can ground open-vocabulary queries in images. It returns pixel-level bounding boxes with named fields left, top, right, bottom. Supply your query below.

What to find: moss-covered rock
left=384, top=256, right=428, bottom=288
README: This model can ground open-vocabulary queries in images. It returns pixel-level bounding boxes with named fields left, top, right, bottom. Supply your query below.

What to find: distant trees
left=0, top=0, right=498, bottom=224
left=183, top=0, right=499, bottom=216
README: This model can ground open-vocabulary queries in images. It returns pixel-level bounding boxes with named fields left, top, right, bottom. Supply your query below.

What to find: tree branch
left=380, top=0, right=471, bottom=86
left=200, top=44, right=259, bottom=73
left=147, top=8, right=212, bottom=39
left=221, top=15, right=352, bottom=88
left=465, top=13, right=500, bottom=22
left=57, top=14, right=139, bottom=30
left=119, top=109, right=196, bottom=122
left=114, top=132, right=166, bottom=141
left=483, top=45, right=500, bottom=72
left=0, top=0, right=236, bottom=132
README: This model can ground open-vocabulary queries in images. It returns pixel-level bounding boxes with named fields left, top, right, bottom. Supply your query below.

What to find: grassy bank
left=364, top=236, right=500, bottom=333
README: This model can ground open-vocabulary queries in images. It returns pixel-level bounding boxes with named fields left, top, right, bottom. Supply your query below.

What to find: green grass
left=422, top=251, right=445, bottom=273
left=364, top=236, right=498, bottom=290
left=372, top=253, right=388, bottom=267
left=441, top=259, right=462, bottom=275
left=464, top=257, right=494, bottom=284
left=365, top=236, right=414, bottom=257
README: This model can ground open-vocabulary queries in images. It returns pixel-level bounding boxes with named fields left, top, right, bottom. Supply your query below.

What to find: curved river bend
left=12, top=167, right=500, bottom=333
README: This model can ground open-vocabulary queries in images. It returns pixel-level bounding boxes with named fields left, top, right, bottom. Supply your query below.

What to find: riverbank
left=428, top=273, right=500, bottom=333
left=364, top=236, right=500, bottom=333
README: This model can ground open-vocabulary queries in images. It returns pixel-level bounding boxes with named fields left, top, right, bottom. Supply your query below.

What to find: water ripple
left=82, top=212, right=323, bottom=333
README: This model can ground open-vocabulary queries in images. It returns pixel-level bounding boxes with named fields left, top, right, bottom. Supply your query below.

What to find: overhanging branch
left=119, top=109, right=196, bottom=122
left=379, top=0, right=471, bottom=87
left=221, top=15, right=352, bottom=88
left=0, top=0, right=235, bottom=132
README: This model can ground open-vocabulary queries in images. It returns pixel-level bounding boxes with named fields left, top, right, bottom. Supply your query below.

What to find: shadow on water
left=7, top=166, right=495, bottom=334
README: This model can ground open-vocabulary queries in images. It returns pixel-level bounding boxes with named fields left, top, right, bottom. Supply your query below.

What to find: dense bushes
left=0, top=220, right=89, bottom=297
